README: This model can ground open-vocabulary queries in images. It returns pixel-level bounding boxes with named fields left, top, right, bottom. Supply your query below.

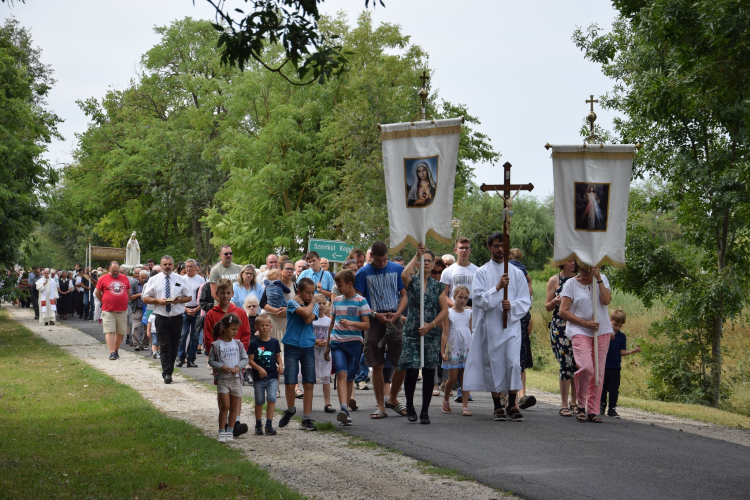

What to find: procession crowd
left=10, top=234, right=640, bottom=442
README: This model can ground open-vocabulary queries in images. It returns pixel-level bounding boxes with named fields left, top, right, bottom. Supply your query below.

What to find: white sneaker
left=225, top=431, right=234, bottom=442
left=217, top=431, right=227, bottom=443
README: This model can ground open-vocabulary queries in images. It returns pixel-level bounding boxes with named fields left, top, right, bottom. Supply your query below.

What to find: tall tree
left=0, top=18, right=61, bottom=267
left=64, top=18, right=234, bottom=264
left=574, top=0, right=750, bottom=406
left=206, top=12, right=499, bottom=263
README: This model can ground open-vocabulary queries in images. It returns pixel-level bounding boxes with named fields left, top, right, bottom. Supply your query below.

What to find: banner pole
left=593, top=278, right=599, bottom=386
left=420, top=235, right=425, bottom=370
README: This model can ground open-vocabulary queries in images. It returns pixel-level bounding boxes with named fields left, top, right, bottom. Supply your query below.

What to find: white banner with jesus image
left=381, top=118, right=462, bottom=251
left=549, top=144, right=636, bottom=268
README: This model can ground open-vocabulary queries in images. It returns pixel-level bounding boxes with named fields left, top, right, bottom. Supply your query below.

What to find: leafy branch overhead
left=203, top=0, right=384, bottom=84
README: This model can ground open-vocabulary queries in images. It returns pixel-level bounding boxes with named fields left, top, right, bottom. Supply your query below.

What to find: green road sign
left=308, top=238, right=355, bottom=262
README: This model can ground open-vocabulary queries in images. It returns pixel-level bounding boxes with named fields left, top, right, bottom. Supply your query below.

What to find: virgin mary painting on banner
left=381, top=118, right=462, bottom=251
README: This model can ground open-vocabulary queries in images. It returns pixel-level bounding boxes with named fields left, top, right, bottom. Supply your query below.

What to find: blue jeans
left=355, top=353, right=369, bottom=383
left=283, top=345, right=316, bottom=385
left=82, top=292, right=90, bottom=319
left=253, top=377, right=279, bottom=405
left=330, top=342, right=362, bottom=382
left=178, top=312, right=199, bottom=362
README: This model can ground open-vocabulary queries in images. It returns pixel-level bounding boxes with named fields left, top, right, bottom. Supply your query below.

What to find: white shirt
left=560, top=274, right=613, bottom=338
left=440, top=262, right=479, bottom=299
left=182, top=274, right=206, bottom=307
left=142, top=272, right=191, bottom=317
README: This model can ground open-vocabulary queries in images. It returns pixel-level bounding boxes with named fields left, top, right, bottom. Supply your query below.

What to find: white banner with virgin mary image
left=381, top=118, right=462, bottom=251
left=549, top=144, right=636, bottom=268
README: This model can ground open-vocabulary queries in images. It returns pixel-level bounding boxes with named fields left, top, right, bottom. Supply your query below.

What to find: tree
left=204, top=0, right=383, bottom=84
left=0, top=18, right=61, bottom=268
left=63, top=18, right=235, bottom=264
left=574, top=0, right=750, bottom=406
left=205, top=12, right=499, bottom=263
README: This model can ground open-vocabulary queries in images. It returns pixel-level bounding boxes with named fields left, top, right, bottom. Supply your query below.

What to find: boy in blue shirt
left=279, top=277, right=320, bottom=431
left=601, top=309, right=641, bottom=418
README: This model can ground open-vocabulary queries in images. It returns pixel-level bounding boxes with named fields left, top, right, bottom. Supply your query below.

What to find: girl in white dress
left=441, top=286, right=473, bottom=416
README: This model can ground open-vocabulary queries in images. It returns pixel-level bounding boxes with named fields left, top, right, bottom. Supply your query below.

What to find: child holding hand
left=601, top=309, right=641, bottom=418
left=208, top=313, right=248, bottom=443
left=441, top=286, right=472, bottom=416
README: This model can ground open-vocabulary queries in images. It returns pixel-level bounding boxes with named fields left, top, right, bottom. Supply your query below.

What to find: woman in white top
left=558, top=264, right=612, bottom=423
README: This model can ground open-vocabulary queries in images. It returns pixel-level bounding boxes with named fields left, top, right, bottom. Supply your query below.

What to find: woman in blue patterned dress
left=398, top=243, right=450, bottom=424
left=545, top=257, right=578, bottom=416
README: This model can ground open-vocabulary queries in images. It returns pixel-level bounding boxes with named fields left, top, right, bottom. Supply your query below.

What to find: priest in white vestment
left=463, top=232, right=531, bottom=421
left=36, top=268, right=59, bottom=326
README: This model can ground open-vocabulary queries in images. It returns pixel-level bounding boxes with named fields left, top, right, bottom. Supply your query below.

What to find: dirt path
left=8, top=307, right=511, bottom=500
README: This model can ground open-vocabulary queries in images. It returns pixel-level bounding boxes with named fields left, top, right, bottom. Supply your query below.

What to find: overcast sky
left=4, top=0, right=620, bottom=197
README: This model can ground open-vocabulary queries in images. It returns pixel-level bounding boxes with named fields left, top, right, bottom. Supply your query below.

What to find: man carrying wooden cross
left=463, top=161, right=533, bottom=421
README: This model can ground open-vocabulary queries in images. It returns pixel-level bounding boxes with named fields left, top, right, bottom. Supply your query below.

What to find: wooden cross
left=586, top=94, right=598, bottom=113
left=419, top=70, right=429, bottom=88
left=479, top=162, right=534, bottom=328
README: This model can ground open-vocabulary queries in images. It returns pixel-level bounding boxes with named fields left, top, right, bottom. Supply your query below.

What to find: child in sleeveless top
left=441, top=286, right=473, bottom=416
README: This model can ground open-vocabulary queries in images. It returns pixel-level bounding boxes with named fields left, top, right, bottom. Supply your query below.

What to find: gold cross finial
left=586, top=94, right=598, bottom=113
left=419, top=70, right=429, bottom=89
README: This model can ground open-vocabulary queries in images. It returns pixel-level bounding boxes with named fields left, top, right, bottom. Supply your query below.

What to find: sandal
left=432, top=388, right=440, bottom=396
left=442, top=400, right=451, bottom=414
left=576, top=407, right=587, bottom=422
left=507, top=406, right=524, bottom=422
left=588, top=414, right=603, bottom=423
left=462, top=407, right=472, bottom=416
left=324, top=404, right=336, bottom=413
left=493, top=408, right=507, bottom=421
left=349, top=398, right=358, bottom=411
left=385, top=401, right=408, bottom=416
left=559, top=407, right=573, bottom=417
left=295, top=388, right=303, bottom=399
left=370, top=409, right=388, bottom=419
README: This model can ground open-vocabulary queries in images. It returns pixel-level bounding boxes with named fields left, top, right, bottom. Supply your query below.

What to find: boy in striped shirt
left=325, top=269, right=371, bottom=425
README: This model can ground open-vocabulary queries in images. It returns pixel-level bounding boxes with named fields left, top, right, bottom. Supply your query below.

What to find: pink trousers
left=571, top=334, right=610, bottom=415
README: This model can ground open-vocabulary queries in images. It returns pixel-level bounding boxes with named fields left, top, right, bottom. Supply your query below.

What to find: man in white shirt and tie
left=142, top=255, right=192, bottom=384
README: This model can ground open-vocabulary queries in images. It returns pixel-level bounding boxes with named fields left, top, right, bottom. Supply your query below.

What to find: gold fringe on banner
left=551, top=151, right=635, bottom=160
left=551, top=252, right=626, bottom=270
left=389, top=230, right=454, bottom=254
left=381, top=125, right=462, bottom=142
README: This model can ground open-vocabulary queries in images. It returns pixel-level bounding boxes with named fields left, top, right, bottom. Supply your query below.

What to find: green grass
left=528, top=279, right=750, bottom=428
left=0, top=310, right=305, bottom=500
left=416, top=460, right=474, bottom=481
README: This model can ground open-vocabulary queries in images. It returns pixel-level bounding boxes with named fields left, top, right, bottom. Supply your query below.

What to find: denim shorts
left=283, top=345, right=316, bottom=385
left=253, top=377, right=278, bottom=406
left=330, top=342, right=362, bottom=381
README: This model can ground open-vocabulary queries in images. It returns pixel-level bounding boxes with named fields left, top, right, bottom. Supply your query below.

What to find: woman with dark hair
left=430, top=257, right=447, bottom=396
left=57, top=271, right=72, bottom=319
left=398, top=244, right=450, bottom=424
left=545, top=257, right=579, bottom=416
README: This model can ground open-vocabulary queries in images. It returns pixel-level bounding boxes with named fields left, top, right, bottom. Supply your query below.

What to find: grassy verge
left=0, top=310, right=305, bottom=500
left=525, top=370, right=750, bottom=429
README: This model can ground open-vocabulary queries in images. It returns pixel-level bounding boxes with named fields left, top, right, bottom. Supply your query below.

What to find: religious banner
left=381, top=117, right=462, bottom=251
left=549, top=144, right=636, bottom=268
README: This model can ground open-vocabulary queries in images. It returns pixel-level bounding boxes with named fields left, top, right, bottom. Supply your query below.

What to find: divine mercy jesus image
left=574, top=182, right=609, bottom=231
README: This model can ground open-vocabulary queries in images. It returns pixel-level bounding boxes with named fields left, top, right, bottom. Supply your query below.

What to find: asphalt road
left=62, top=316, right=750, bottom=500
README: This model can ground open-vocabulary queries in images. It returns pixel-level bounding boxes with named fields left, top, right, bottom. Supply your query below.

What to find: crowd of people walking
left=9, top=233, right=639, bottom=441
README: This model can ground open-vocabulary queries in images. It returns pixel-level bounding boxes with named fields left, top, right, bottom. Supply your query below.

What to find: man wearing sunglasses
left=209, top=245, right=242, bottom=302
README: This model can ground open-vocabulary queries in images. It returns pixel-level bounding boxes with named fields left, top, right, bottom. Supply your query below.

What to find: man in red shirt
left=95, top=261, right=132, bottom=361
left=204, top=277, right=252, bottom=436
